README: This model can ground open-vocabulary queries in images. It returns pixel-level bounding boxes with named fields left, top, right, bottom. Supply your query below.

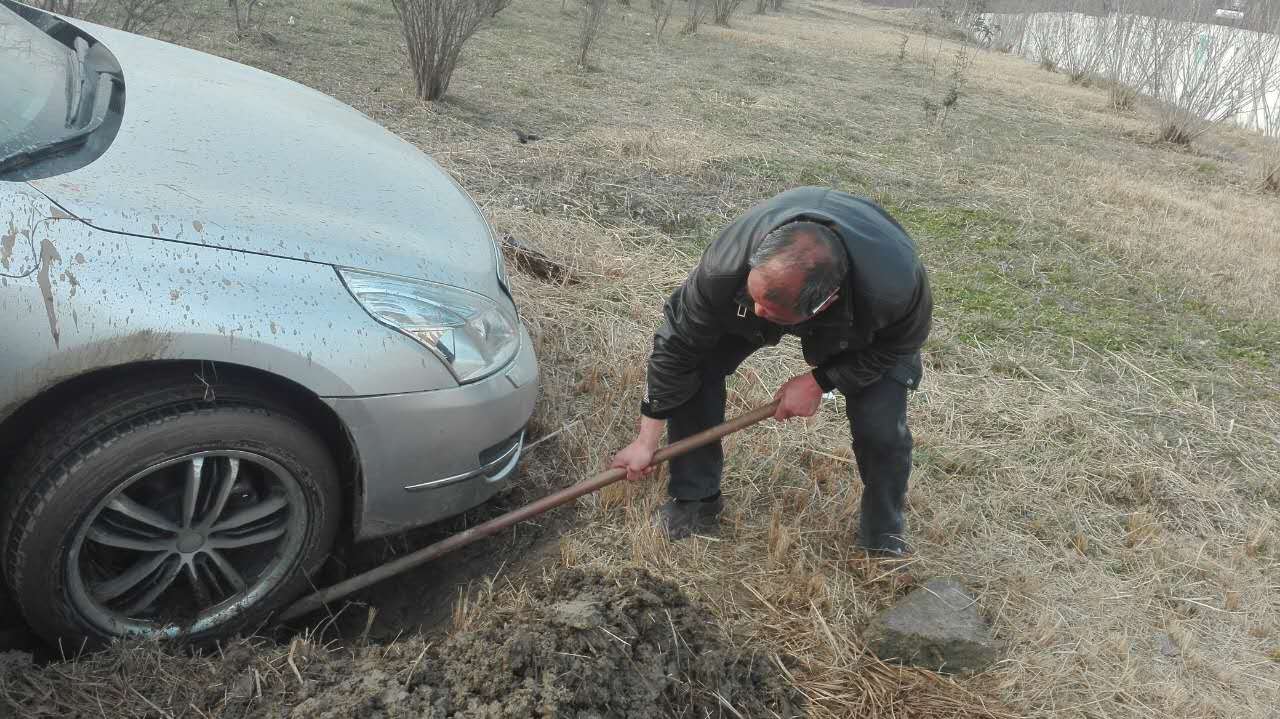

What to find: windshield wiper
left=0, top=72, right=117, bottom=175
left=64, top=37, right=90, bottom=127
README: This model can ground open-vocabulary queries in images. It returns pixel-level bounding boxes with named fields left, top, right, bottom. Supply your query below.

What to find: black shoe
left=855, top=531, right=911, bottom=558
left=653, top=494, right=723, bottom=540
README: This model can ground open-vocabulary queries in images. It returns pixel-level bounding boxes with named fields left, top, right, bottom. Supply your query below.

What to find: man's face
left=746, top=268, right=808, bottom=325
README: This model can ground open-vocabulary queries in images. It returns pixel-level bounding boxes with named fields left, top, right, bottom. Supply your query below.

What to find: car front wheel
left=1, top=372, right=341, bottom=645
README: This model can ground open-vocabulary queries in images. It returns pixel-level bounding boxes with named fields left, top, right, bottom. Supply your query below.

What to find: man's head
left=745, top=220, right=847, bottom=325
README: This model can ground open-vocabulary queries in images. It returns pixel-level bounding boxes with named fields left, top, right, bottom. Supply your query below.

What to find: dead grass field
left=7, top=0, right=1279, bottom=717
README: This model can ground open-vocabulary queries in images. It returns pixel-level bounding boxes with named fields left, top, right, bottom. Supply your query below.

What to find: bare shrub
left=768, top=0, right=783, bottom=10
left=577, top=0, right=608, bottom=68
left=1026, top=12, right=1063, bottom=71
left=988, top=12, right=1028, bottom=53
left=918, top=21, right=974, bottom=129
left=650, top=0, right=674, bottom=37
left=710, top=0, right=745, bottom=26
left=680, top=0, right=710, bottom=35
left=391, top=0, right=491, bottom=101
left=33, top=0, right=108, bottom=16
left=226, top=0, right=264, bottom=35
left=1149, top=1, right=1280, bottom=144
left=1245, top=13, right=1280, bottom=188
left=755, top=0, right=767, bottom=14
left=1053, top=7, right=1108, bottom=84
left=47, top=0, right=179, bottom=32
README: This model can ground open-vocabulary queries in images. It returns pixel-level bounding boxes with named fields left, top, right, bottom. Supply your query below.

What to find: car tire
left=0, top=370, right=341, bottom=646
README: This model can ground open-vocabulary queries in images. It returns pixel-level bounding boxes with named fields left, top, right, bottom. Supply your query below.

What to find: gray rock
left=1155, top=633, right=1180, bottom=657
left=865, top=577, right=1000, bottom=674
left=548, top=598, right=605, bottom=629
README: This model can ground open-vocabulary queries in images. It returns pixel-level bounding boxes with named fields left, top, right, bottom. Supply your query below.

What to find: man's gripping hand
left=609, top=416, right=665, bottom=481
left=773, top=372, right=825, bottom=421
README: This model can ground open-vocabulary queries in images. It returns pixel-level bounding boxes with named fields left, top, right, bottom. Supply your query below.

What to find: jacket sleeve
left=641, top=264, right=736, bottom=419
left=813, top=266, right=932, bottom=395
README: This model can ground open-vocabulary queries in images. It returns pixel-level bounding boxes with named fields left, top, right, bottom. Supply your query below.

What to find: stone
left=547, top=598, right=605, bottom=630
left=865, top=576, right=1000, bottom=674
left=1155, top=633, right=1181, bottom=657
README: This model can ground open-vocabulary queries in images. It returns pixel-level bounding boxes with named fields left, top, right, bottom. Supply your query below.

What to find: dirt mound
left=288, top=568, right=802, bottom=718
left=0, top=568, right=803, bottom=718
left=435, top=568, right=802, bottom=717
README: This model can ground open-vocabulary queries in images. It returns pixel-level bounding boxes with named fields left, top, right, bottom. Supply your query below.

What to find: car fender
left=1, top=183, right=456, bottom=422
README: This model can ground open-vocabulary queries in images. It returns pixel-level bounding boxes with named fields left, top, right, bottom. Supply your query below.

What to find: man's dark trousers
left=665, top=335, right=914, bottom=545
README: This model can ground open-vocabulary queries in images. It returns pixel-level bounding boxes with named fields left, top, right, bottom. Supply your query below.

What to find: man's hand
left=773, top=372, right=824, bottom=421
left=610, top=416, right=665, bottom=481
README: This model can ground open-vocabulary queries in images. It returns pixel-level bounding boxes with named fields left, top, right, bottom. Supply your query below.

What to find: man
left=610, top=187, right=932, bottom=556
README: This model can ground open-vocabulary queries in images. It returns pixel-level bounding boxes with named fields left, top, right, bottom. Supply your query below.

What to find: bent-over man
left=610, top=186, right=933, bottom=556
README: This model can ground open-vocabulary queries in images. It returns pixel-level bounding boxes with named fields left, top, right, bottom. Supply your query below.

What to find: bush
left=577, top=0, right=608, bottom=67
left=710, top=0, right=745, bottom=27
left=33, top=0, right=102, bottom=14
left=680, top=0, right=710, bottom=35
left=226, top=0, right=263, bottom=35
left=650, top=0, right=674, bottom=38
left=391, top=0, right=501, bottom=101
left=36, top=0, right=179, bottom=33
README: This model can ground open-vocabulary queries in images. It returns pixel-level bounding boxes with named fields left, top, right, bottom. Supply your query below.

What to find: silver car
left=0, top=1, right=538, bottom=644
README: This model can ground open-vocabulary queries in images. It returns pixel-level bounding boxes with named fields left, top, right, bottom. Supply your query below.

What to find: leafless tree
left=755, top=0, right=768, bottom=14
left=577, top=0, right=608, bottom=67
left=710, top=0, right=746, bottom=26
left=768, top=0, right=783, bottom=9
left=680, top=0, right=710, bottom=34
left=650, top=0, right=674, bottom=38
left=391, top=0, right=491, bottom=101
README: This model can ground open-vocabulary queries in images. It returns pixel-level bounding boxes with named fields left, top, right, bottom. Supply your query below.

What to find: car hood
left=29, top=19, right=501, bottom=297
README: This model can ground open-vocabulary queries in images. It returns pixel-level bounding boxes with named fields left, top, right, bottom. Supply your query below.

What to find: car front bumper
left=324, top=326, right=539, bottom=540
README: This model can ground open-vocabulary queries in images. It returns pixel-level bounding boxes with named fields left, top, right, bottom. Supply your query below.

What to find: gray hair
left=748, top=221, right=847, bottom=316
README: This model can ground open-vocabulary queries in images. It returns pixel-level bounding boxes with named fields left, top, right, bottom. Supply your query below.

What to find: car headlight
left=338, top=268, right=520, bottom=383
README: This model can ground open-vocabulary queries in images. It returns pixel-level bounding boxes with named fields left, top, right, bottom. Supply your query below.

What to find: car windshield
left=0, top=3, right=74, bottom=161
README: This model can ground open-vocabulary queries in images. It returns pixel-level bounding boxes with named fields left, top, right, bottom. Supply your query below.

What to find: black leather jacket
left=641, top=187, right=933, bottom=419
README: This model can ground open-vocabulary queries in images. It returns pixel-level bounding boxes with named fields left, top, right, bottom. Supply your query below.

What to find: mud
left=287, top=568, right=802, bottom=718
left=0, top=568, right=804, bottom=718
left=433, top=568, right=802, bottom=717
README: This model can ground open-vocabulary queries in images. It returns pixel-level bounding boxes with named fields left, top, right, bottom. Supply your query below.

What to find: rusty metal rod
left=279, top=400, right=781, bottom=622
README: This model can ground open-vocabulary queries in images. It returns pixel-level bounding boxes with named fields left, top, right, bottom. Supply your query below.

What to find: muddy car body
left=0, top=1, right=537, bottom=644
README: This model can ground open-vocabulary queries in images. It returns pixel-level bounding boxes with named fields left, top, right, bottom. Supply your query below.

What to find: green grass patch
left=888, top=203, right=1280, bottom=371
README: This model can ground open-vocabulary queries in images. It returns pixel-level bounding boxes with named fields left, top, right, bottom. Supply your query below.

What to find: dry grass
left=15, top=0, right=1280, bottom=717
